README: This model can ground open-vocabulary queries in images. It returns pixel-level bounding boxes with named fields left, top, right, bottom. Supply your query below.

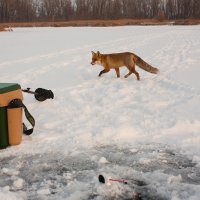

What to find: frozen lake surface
left=0, top=26, right=200, bottom=199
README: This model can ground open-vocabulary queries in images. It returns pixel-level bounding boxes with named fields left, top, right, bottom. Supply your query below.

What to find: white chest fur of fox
left=91, top=51, right=159, bottom=80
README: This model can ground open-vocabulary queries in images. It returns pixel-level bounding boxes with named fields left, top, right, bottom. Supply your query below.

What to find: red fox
left=91, top=51, right=159, bottom=80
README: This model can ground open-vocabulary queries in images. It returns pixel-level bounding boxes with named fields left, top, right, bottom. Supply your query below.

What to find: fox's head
left=91, top=51, right=101, bottom=65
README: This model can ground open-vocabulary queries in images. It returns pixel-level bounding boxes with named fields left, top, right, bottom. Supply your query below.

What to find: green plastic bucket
left=0, top=83, right=22, bottom=149
left=0, top=107, right=9, bottom=149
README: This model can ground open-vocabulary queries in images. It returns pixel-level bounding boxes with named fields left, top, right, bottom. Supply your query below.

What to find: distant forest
left=0, top=0, right=200, bottom=22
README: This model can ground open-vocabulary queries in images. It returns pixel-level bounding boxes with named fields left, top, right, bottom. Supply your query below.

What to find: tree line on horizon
left=0, top=0, right=200, bottom=23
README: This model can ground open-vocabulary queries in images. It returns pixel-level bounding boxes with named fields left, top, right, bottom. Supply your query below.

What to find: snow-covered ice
left=0, top=26, right=200, bottom=199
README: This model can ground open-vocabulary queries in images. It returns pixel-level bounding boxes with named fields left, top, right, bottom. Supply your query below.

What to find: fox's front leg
left=99, top=69, right=110, bottom=77
left=115, top=68, right=120, bottom=78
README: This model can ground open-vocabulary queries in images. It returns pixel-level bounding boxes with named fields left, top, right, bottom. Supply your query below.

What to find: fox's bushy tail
left=136, top=56, right=159, bottom=74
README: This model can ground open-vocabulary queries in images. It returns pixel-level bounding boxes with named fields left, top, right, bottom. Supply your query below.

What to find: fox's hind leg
left=124, top=70, right=132, bottom=78
left=99, top=69, right=110, bottom=77
left=132, top=69, right=140, bottom=80
left=124, top=65, right=133, bottom=78
left=124, top=63, right=140, bottom=80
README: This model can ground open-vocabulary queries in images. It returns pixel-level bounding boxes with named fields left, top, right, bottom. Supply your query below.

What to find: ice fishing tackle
left=22, top=88, right=54, bottom=102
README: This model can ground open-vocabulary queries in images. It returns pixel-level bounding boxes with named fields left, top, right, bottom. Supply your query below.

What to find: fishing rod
left=99, top=174, right=128, bottom=185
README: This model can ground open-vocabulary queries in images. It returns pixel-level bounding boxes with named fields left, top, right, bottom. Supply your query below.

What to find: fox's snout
left=91, top=60, right=101, bottom=66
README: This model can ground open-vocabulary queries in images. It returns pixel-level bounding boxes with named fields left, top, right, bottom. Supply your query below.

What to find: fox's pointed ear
left=91, top=51, right=95, bottom=55
left=97, top=51, right=100, bottom=56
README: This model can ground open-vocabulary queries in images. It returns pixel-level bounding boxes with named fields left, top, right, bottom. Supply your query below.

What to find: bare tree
left=0, top=0, right=199, bottom=23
